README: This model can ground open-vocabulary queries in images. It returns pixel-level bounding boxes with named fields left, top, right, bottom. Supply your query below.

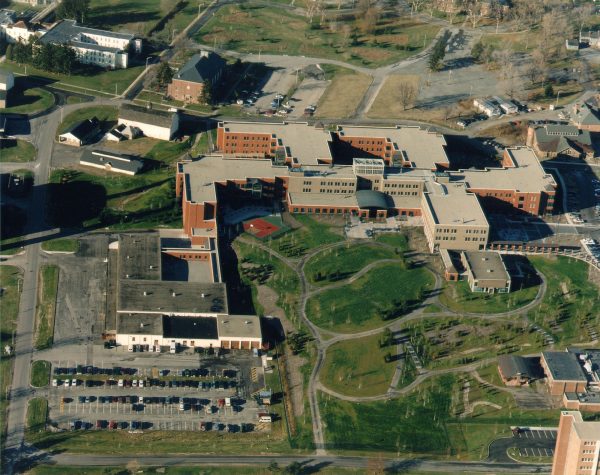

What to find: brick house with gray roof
left=167, top=51, right=225, bottom=104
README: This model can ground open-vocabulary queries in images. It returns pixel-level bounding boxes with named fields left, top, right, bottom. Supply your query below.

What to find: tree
left=360, top=7, right=380, bottom=35
left=5, top=43, right=13, bottom=61
left=199, top=82, right=214, bottom=105
left=544, top=82, right=554, bottom=98
left=156, top=61, right=174, bottom=89
left=267, top=461, right=281, bottom=473
left=428, top=31, right=449, bottom=71
left=397, top=81, right=417, bottom=110
left=57, top=0, right=91, bottom=23
left=284, top=461, right=303, bottom=475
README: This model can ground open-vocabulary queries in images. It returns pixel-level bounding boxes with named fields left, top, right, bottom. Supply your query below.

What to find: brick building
left=541, top=351, right=588, bottom=396
left=552, top=411, right=600, bottom=475
left=167, top=52, right=226, bottom=104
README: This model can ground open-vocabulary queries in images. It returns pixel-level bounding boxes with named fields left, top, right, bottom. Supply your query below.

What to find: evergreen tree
left=199, top=82, right=213, bottom=105
left=156, top=61, right=173, bottom=89
left=544, top=83, right=554, bottom=98
left=57, top=0, right=90, bottom=23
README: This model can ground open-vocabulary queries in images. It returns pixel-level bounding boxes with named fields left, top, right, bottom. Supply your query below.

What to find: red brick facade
left=167, top=79, right=205, bottom=104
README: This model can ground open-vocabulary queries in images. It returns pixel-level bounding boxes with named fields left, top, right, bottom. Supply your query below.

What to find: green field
left=320, top=373, right=559, bottom=458
left=320, top=333, right=398, bottom=397
left=304, top=243, right=398, bottom=286
left=0, top=266, right=22, bottom=449
left=34, top=265, right=59, bottom=350
left=26, top=429, right=291, bottom=456
left=234, top=240, right=301, bottom=322
left=87, top=0, right=199, bottom=38
left=26, top=398, right=48, bottom=436
left=0, top=86, right=54, bottom=115
left=41, top=238, right=79, bottom=253
left=528, top=256, right=600, bottom=344
left=196, top=3, right=440, bottom=67
left=267, top=214, right=343, bottom=257
left=57, top=105, right=118, bottom=136
left=0, top=139, right=36, bottom=163
left=30, top=360, right=51, bottom=388
left=2, top=62, right=144, bottom=96
left=439, top=279, right=540, bottom=314
left=402, top=316, right=544, bottom=371
left=306, top=262, right=434, bottom=332
left=374, top=232, right=409, bottom=250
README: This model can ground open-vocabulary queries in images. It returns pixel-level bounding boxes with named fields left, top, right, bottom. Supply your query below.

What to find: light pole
left=556, top=90, right=561, bottom=108
left=145, top=56, right=152, bottom=69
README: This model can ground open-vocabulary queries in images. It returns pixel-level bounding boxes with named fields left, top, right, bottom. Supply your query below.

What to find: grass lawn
left=320, top=373, right=559, bottom=459
left=27, top=466, right=366, bottom=475
left=266, top=214, right=343, bottom=257
left=26, top=398, right=48, bottom=436
left=320, top=333, right=397, bottom=397
left=528, top=256, right=600, bottom=345
left=234, top=240, right=301, bottom=323
left=315, top=71, right=372, bottom=118
left=0, top=139, right=36, bottom=163
left=57, top=105, right=118, bottom=136
left=304, top=243, right=398, bottom=286
left=30, top=360, right=51, bottom=388
left=439, top=279, right=539, bottom=314
left=2, top=62, right=144, bottom=96
left=41, top=238, right=79, bottom=253
left=367, top=74, right=421, bottom=118
left=0, top=86, right=54, bottom=115
left=0, top=266, right=22, bottom=449
left=27, top=429, right=291, bottom=456
left=402, top=316, right=544, bottom=371
left=319, top=375, right=455, bottom=454
left=306, top=262, right=434, bottom=332
left=87, top=0, right=199, bottom=38
left=196, top=3, right=440, bottom=67
left=374, top=232, right=409, bottom=250
left=34, top=265, right=59, bottom=351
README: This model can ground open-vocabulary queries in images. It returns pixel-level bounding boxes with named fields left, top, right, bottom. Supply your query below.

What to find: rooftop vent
left=143, top=291, right=148, bottom=296
left=172, top=292, right=177, bottom=297
left=140, top=323, right=144, bottom=328
left=125, top=274, right=130, bottom=278
left=201, top=293, right=205, bottom=298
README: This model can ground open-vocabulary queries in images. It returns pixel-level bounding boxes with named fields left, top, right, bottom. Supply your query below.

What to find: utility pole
left=556, top=90, right=561, bottom=108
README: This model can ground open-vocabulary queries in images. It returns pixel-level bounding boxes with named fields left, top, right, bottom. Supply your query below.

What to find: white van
left=170, top=341, right=177, bottom=354
left=225, top=397, right=231, bottom=407
left=258, top=414, right=272, bottom=423
left=128, top=344, right=133, bottom=352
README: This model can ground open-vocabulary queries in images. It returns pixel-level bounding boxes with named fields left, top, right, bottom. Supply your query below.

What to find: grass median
left=41, top=238, right=79, bottom=253
left=1, top=86, right=54, bottom=115
left=34, top=265, right=59, bottom=351
left=31, top=360, right=51, bottom=388
left=26, top=398, right=48, bottom=437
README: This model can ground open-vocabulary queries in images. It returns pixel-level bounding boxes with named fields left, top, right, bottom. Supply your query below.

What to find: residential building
left=566, top=39, right=580, bottom=51
left=580, top=30, right=600, bottom=49
left=80, top=150, right=144, bottom=175
left=571, top=103, right=600, bottom=133
left=38, top=20, right=141, bottom=69
left=492, top=96, right=518, bottom=115
left=167, top=51, right=226, bottom=104
left=497, top=355, right=539, bottom=386
left=0, top=9, right=44, bottom=45
left=0, top=68, right=15, bottom=108
left=541, top=351, right=588, bottom=396
left=461, top=250, right=511, bottom=293
left=552, top=411, right=600, bottom=475
left=58, top=117, right=100, bottom=147
left=118, top=103, right=179, bottom=141
left=527, top=124, right=595, bottom=160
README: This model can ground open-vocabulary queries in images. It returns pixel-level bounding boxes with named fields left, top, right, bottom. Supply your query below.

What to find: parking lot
left=514, top=428, right=556, bottom=440
left=253, top=68, right=297, bottom=112
left=287, top=77, right=328, bottom=119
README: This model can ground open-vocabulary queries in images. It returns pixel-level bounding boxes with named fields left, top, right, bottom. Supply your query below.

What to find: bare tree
left=464, top=0, right=485, bottom=29
left=360, top=6, right=380, bottom=35
left=407, top=0, right=427, bottom=15
left=493, top=45, right=514, bottom=79
left=397, top=81, right=417, bottom=110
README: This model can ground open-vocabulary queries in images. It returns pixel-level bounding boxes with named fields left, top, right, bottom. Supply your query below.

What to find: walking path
left=236, top=233, right=550, bottom=452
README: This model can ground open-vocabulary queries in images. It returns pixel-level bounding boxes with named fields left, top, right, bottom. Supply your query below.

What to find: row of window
left=384, top=183, right=420, bottom=189
left=225, top=135, right=270, bottom=141
left=464, top=237, right=486, bottom=242
left=346, top=139, right=386, bottom=146
left=388, top=191, right=419, bottom=196
left=465, top=229, right=484, bottom=234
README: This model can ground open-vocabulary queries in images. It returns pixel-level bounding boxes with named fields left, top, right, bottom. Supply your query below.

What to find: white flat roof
left=424, top=183, right=489, bottom=227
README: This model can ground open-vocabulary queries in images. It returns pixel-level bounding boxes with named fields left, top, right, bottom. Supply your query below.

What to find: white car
left=139, top=380, right=144, bottom=388
left=132, top=380, right=138, bottom=387
left=118, top=379, right=124, bottom=387
left=52, top=379, right=58, bottom=387
left=63, top=379, right=70, bottom=387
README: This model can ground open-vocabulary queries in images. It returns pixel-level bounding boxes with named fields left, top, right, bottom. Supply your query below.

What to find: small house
left=58, top=117, right=100, bottom=147
left=80, top=149, right=143, bottom=175
left=118, top=103, right=179, bottom=141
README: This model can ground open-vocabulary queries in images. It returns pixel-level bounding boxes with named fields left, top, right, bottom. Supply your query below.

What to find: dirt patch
left=368, top=74, right=421, bottom=118
left=316, top=72, right=372, bottom=119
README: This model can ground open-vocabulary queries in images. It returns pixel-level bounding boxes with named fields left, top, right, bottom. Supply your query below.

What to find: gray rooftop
left=462, top=251, right=509, bottom=281
left=543, top=351, right=588, bottom=382
left=424, top=183, right=489, bottom=227
left=118, top=234, right=161, bottom=280
left=498, top=355, right=537, bottom=379
left=119, top=103, right=176, bottom=129
left=39, top=19, right=133, bottom=51
left=173, top=52, right=226, bottom=84
left=0, top=68, right=14, bottom=85
left=534, top=125, right=593, bottom=154
left=116, top=313, right=163, bottom=335
left=80, top=150, right=144, bottom=174
left=117, top=280, right=227, bottom=315
left=217, top=314, right=262, bottom=340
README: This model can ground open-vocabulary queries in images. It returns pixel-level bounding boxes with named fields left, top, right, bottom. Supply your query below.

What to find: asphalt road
left=40, top=453, right=550, bottom=473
